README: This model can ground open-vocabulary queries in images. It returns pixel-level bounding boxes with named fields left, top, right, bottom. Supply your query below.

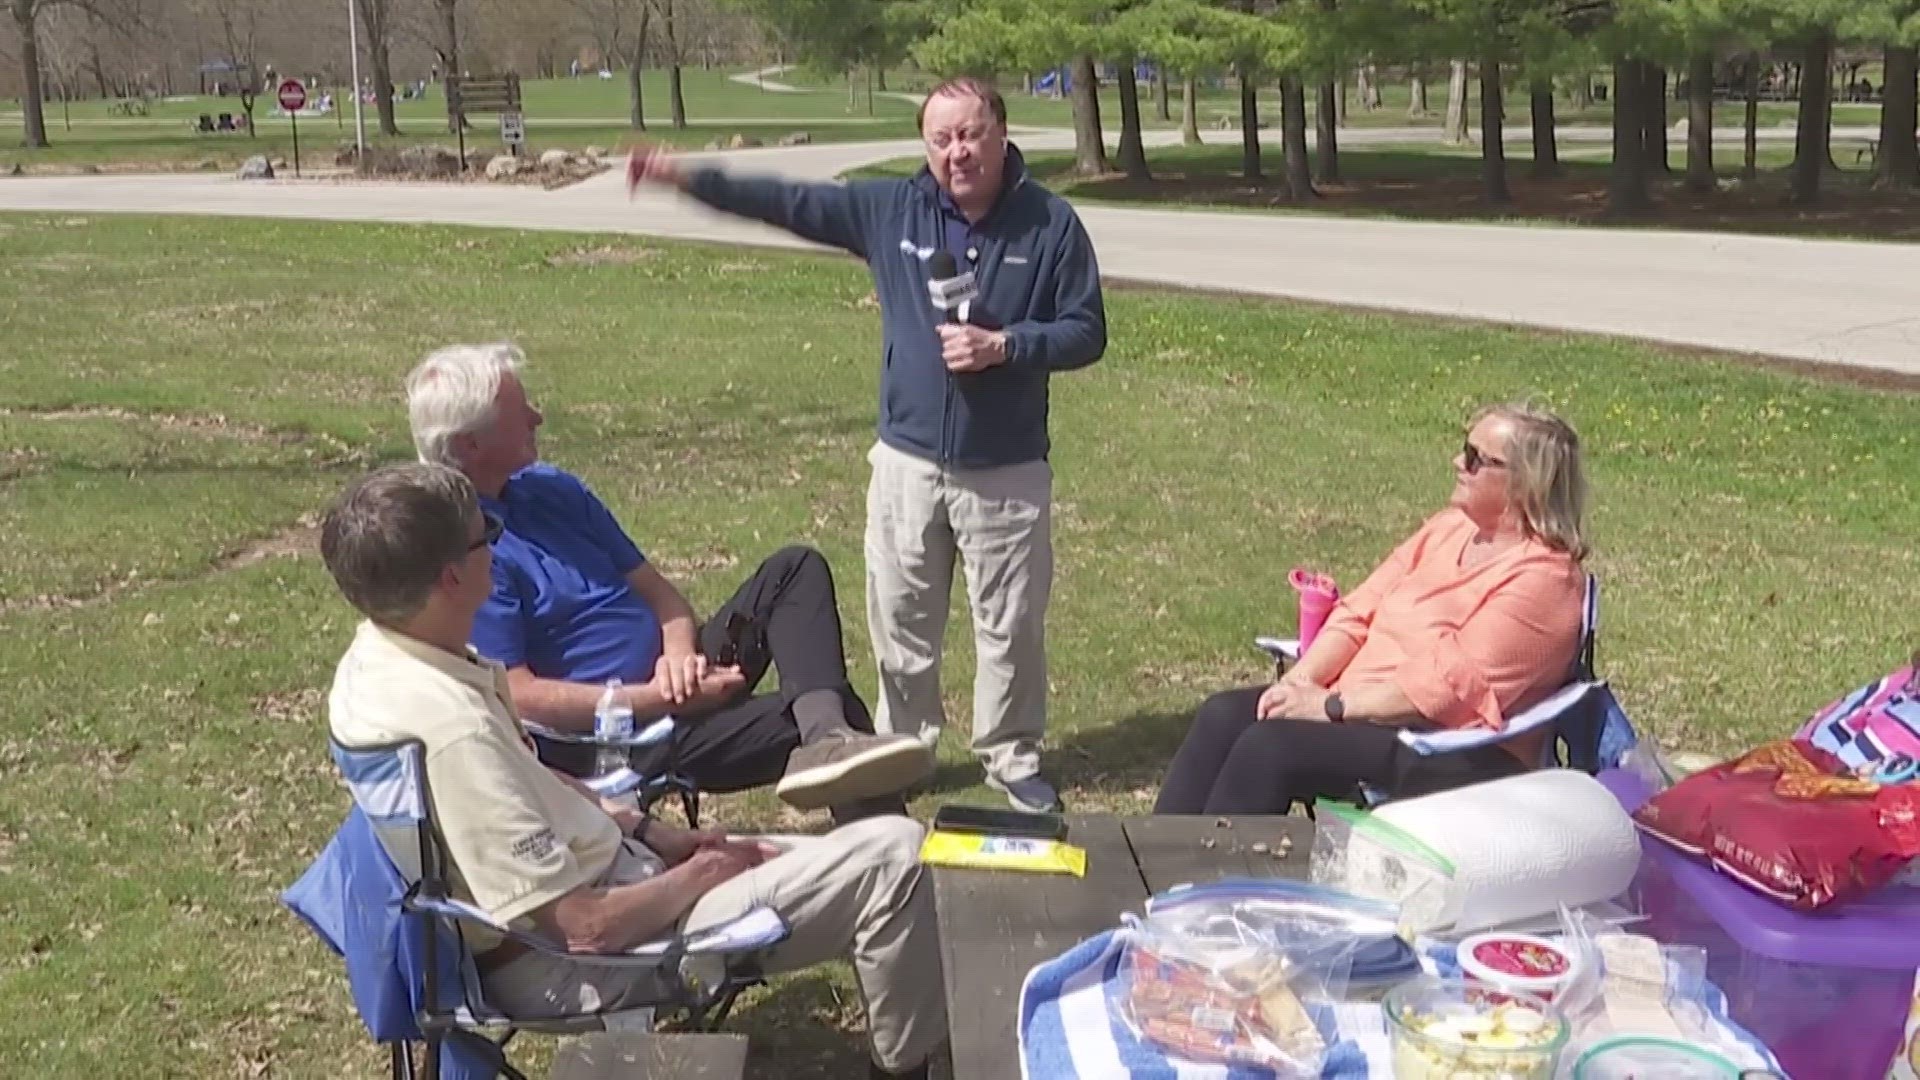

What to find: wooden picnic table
left=932, top=813, right=1315, bottom=1079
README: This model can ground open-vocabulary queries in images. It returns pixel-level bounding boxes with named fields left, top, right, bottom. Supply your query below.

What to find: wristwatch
left=1324, top=693, right=1346, bottom=723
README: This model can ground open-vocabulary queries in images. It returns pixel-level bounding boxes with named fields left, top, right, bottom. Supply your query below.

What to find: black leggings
left=1153, top=686, right=1526, bottom=815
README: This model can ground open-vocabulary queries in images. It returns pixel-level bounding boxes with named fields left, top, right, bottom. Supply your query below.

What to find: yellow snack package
left=918, top=829, right=1088, bottom=877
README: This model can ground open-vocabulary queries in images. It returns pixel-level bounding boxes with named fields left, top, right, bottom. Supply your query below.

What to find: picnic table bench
left=932, top=813, right=1314, bottom=1079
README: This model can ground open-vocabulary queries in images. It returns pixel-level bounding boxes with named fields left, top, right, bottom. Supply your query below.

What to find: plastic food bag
left=1311, top=800, right=1458, bottom=933
left=1633, top=740, right=1920, bottom=910
left=1113, top=880, right=1398, bottom=1076
left=1551, top=907, right=1785, bottom=1078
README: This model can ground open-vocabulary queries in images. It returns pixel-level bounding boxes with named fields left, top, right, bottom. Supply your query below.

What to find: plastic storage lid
left=1571, top=1037, right=1740, bottom=1079
left=1598, top=768, right=1920, bottom=970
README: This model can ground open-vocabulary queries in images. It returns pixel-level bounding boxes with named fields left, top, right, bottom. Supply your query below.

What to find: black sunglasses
left=1462, top=440, right=1508, bottom=475
left=469, top=512, right=504, bottom=551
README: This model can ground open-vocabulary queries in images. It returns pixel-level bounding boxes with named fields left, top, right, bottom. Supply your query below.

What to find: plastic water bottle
left=593, top=678, right=633, bottom=779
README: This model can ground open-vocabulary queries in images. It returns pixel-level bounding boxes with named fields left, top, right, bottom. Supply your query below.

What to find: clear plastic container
left=1385, top=978, right=1568, bottom=1080
left=1569, top=1036, right=1741, bottom=1079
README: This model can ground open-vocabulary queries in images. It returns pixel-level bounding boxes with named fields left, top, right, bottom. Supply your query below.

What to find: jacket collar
left=911, top=142, right=1031, bottom=219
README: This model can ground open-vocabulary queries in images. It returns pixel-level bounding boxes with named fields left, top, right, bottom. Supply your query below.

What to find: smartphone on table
left=932, top=803, right=1069, bottom=842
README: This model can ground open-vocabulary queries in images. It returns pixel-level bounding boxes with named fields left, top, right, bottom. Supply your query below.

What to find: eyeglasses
left=468, top=512, right=504, bottom=552
left=1462, top=440, right=1508, bottom=475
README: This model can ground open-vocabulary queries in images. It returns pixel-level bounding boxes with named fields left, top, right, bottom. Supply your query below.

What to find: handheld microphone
left=926, top=251, right=977, bottom=325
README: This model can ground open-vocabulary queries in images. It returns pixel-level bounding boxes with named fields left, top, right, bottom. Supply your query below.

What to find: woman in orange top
left=1155, top=402, right=1591, bottom=815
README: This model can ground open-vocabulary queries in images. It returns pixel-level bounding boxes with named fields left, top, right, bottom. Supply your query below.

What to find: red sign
left=277, top=79, right=307, bottom=112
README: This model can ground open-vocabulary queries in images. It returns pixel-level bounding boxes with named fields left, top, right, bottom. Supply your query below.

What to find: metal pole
left=346, top=0, right=367, bottom=152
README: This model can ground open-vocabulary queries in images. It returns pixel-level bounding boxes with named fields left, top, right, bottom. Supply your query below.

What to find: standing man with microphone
left=628, top=77, right=1105, bottom=813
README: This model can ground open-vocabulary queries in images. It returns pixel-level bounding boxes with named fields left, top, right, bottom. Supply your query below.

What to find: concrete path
left=3, top=132, right=1916, bottom=376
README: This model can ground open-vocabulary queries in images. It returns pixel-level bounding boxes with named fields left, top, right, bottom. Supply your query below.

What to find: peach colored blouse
left=1318, top=509, right=1584, bottom=763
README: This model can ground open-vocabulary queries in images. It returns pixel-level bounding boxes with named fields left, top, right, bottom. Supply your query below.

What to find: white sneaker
left=987, top=773, right=1065, bottom=814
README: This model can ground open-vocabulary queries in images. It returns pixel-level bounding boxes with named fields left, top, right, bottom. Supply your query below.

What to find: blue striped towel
left=1018, top=933, right=1784, bottom=1079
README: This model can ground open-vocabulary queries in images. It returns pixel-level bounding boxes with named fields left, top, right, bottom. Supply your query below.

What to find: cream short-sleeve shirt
left=328, top=621, right=625, bottom=935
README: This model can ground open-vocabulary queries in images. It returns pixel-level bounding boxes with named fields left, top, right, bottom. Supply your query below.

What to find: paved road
left=3, top=130, right=1914, bottom=376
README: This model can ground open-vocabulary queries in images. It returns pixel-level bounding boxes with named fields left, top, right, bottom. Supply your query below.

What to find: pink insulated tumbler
left=1289, top=568, right=1339, bottom=653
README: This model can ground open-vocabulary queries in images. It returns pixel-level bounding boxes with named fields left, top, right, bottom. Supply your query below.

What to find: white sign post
left=499, top=111, right=526, bottom=157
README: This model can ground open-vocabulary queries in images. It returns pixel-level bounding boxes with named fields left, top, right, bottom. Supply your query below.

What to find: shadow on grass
left=730, top=965, right=877, bottom=1080
left=1051, top=707, right=1200, bottom=803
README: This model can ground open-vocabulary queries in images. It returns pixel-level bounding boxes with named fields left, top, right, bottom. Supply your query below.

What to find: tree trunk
left=1444, top=60, right=1471, bottom=145
left=1529, top=78, right=1559, bottom=179
left=1789, top=31, right=1832, bottom=206
left=438, top=0, right=465, bottom=133
left=1571, top=75, right=1592, bottom=110
left=1743, top=51, right=1759, bottom=180
left=14, top=3, right=49, bottom=148
left=1408, top=72, right=1428, bottom=117
left=1280, top=73, right=1314, bottom=199
left=876, top=68, right=887, bottom=91
left=1481, top=57, right=1509, bottom=203
left=1685, top=52, right=1714, bottom=193
left=1875, top=45, right=1919, bottom=188
left=1154, top=66, right=1171, bottom=121
left=1181, top=74, right=1202, bottom=145
left=1070, top=55, right=1108, bottom=175
left=664, top=0, right=686, bottom=128
left=625, top=55, right=646, bottom=129
left=1641, top=65, right=1669, bottom=174
left=1116, top=62, right=1151, bottom=181
left=1609, top=58, right=1651, bottom=211
left=1238, top=65, right=1262, bottom=179
left=362, top=0, right=400, bottom=136
left=1315, top=79, right=1339, bottom=182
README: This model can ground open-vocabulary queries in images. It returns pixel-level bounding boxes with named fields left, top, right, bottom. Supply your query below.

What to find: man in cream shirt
left=322, top=463, right=945, bottom=1079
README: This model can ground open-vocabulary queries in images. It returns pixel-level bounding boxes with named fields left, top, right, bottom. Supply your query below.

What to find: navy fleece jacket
left=682, top=145, right=1106, bottom=469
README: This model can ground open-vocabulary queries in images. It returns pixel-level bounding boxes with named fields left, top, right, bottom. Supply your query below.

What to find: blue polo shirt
left=470, top=464, right=663, bottom=686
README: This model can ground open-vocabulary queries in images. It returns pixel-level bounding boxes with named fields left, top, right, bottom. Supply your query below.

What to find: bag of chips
left=1633, top=740, right=1920, bottom=910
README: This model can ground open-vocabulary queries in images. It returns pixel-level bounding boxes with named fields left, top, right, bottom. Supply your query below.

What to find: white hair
left=404, top=342, right=524, bottom=468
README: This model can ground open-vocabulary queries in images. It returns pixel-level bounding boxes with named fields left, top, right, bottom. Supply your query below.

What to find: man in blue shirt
left=627, top=76, right=1106, bottom=813
left=404, top=343, right=934, bottom=816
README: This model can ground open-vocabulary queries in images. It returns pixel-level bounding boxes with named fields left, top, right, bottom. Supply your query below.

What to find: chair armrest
left=524, top=716, right=677, bottom=749
left=1396, top=680, right=1600, bottom=756
left=1254, top=637, right=1301, bottom=663
left=407, top=892, right=791, bottom=967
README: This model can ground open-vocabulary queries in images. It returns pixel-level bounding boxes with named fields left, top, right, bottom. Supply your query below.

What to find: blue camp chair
left=285, top=738, right=788, bottom=1080
left=1258, top=574, right=1634, bottom=803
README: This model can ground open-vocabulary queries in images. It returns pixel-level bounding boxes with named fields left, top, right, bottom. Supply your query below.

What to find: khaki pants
left=864, top=440, right=1053, bottom=783
left=482, top=817, right=945, bottom=1073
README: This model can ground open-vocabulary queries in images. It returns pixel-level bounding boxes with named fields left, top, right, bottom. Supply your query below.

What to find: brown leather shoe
left=774, top=731, right=934, bottom=810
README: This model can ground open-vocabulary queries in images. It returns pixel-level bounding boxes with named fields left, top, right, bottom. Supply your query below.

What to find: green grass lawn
left=3, top=212, right=1917, bottom=1077
left=0, top=69, right=918, bottom=170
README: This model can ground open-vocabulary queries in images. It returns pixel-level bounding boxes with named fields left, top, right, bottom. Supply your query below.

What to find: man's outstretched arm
left=628, top=142, right=892, bottom=259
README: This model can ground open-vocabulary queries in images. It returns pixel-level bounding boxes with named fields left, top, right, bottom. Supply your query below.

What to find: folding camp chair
left=294, top=738, right=789, bottom=1080
left=1258, top=573, right=1633, bottom=804
left=520, top=715, right=703, bottom=828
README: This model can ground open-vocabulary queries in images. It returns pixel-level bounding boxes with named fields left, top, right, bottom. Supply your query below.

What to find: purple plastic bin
left=1600, top=769, right=1920, bottom=1080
